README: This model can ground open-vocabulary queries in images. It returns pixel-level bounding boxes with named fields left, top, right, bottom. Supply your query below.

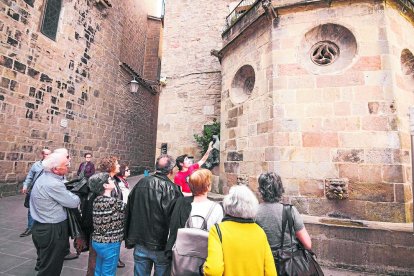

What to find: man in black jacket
left=125, top=154, right=182, bottom=276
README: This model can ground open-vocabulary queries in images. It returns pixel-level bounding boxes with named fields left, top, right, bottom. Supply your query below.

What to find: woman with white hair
left=203, top=185, right=277, bottom=276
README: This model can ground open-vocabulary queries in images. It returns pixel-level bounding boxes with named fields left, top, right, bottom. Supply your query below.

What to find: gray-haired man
left=30, top=151, right=80, bottom=275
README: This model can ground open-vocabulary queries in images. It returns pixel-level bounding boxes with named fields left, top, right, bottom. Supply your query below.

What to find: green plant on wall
left=194, top=119, right=220, bottom=169
left=194, top=119, right=220, bottom=156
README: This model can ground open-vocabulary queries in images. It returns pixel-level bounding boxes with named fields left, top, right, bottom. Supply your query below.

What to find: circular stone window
left=230, top=65, right=255, bottom=104
left=310, top=41, right=340, bottom=66
left=300, top=24, right=357, bottom=74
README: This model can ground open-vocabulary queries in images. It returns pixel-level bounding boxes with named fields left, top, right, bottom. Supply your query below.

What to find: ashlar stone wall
left=156, top=0, right=234, bottom=159
left=220, top=0, right=413, bottom=222
left=0, top=0, right=162, bottom=196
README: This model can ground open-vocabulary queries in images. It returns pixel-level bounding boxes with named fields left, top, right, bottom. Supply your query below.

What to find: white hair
left=42, top=152, right=68, bottom=171
left=53, top=148, right=68, bottom=155
left=223, top=185, right=259, bottom=219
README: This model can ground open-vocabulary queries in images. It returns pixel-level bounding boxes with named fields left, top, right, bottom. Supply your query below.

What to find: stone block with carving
left=325, top=178, right=349, bottom=200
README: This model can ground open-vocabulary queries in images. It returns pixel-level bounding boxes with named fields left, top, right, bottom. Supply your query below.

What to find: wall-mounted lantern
left=129, top=78, right=139, bottom=94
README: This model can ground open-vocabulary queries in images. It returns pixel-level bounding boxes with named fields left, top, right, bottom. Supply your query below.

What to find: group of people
left=20, top=144, right=312, bottom=276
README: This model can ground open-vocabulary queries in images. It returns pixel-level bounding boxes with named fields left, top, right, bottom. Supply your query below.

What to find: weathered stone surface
left=299, top=179, right=325, bottom=197
left=224, top=162, right=240, bottom=174
left=161, top=0, right=414, bottom=224
left=0, top=0, right=162, bottom=191
left=382, top=165, right=405, bottom=183
left=349, top=182, right=394, bottom=202
left=227, top=151, right=243, bottom=161
left=333, top=149, right=364, bottom=163
left=306, top=221, right=414, bottom=274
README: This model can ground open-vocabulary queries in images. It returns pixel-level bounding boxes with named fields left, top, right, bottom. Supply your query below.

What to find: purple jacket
left=77, top=162, right=95, bottom=178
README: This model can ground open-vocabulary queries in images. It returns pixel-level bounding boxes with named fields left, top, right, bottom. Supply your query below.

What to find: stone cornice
left=219, top=0, right=414, bottom=58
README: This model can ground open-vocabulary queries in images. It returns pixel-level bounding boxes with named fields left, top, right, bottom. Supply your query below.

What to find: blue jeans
left=134, top=244, right=170, bottom=276
left=28, top=208, right=34, bottom=229
left=92, top=241, right=121, bottom=276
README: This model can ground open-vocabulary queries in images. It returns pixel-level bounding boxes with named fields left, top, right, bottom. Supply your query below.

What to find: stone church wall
left=0, top=0, right=161, bottom=196
left=156, top=0, right=233, bottom=159
left=220, top=0, right=413, bottom=222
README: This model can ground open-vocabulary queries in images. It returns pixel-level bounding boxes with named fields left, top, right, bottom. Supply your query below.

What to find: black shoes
left=117, top=259, right=125, bottom=268
left=19, top=228, right=32, bottom=237
left=64, top=252, right=79, bottom=260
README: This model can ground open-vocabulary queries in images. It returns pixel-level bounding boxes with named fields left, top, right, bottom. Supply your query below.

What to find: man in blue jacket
left=20, top=148, right=51, bottom=237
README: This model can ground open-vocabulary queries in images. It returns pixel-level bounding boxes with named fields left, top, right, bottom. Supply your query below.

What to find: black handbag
left=65, top=163, right=89, bottom=194
left=273, top=205, right=324, bottom=276
left=23, top=170, right=44, bottom=208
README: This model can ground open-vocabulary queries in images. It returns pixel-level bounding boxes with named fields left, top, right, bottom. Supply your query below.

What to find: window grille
left=40, top=0, right=62, bottom=40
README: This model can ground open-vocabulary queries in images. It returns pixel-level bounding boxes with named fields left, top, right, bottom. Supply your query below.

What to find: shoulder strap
left=279, top=204, right=289, bottom=249
left=27, top=170, right=44, bottom=192
left=214, top=223, right=222, bottom=243
left=286, top=205, right=295, bottom=234
left=202, top=202, right=217, bottom=229
left=185, top=202, right=217, bottom=230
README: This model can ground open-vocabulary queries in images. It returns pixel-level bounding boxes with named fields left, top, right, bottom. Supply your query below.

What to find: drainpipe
left=408, top=106, right=414, bottom=233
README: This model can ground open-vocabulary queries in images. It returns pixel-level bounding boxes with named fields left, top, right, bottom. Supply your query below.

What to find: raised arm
left=197, top=141, right=214, bottom=167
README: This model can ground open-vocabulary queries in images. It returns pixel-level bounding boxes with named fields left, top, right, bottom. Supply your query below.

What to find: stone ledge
left=303, top=214, right=413, bottom=232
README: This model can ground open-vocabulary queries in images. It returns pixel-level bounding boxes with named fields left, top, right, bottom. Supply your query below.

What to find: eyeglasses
left=125, top=169, right=130, bottom=172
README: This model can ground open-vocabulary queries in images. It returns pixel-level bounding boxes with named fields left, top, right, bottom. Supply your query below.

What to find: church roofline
left=218, top=0, right=414, bottom=58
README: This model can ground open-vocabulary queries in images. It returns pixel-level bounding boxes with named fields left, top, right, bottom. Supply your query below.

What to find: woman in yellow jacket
left=204, top=185, right=277, bottom=276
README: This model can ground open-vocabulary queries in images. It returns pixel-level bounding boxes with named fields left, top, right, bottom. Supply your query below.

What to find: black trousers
left=32, top=220, right=68, bottom=276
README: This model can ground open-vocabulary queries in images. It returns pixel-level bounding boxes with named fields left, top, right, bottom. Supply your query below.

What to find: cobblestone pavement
left=0, top=175, right=377, bottom=276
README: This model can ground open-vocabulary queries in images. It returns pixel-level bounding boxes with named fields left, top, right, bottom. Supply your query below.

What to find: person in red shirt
left=174, top=142, right=213, bottom=196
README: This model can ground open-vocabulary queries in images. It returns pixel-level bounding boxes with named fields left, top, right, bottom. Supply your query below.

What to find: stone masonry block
left=227, top=151, right=243, bottom=161
left=361, top=116, right=390, bottom=131
left=349, top=182, right=394, bottom=202
left=248, top=134, right=268, bottom=148
left=382, top=165, right=404, bottom=183
left=351, top=56, right=381, bottom=71
left=333, top=102, right=352, bottom=116
left=316, top=72, right=364, bottom=88
left=359, top=165, right=382, bottom=183
left=257, top=120, right=272, bottom=134
left=323, top=117, right=360, bottom=131
left=224, top=162, right=240, bottom=174
left=365, top=202, right=406, bottom=222
left=333, top=149, right=364, bottom=163
left=265, top=147, right=281, bottom=161
left=338, top=163, right=360, bottom=182
left=365, top=148, right=392, bottom=164
left=269, top=132, right=289, bottom=146
left=303, top=132, right=338, bottom=148
left=299, top=179, right=324, bottom=197
left=394, top=183, right=412, bottom=203
left=225, top=118, right=238, bottom=128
